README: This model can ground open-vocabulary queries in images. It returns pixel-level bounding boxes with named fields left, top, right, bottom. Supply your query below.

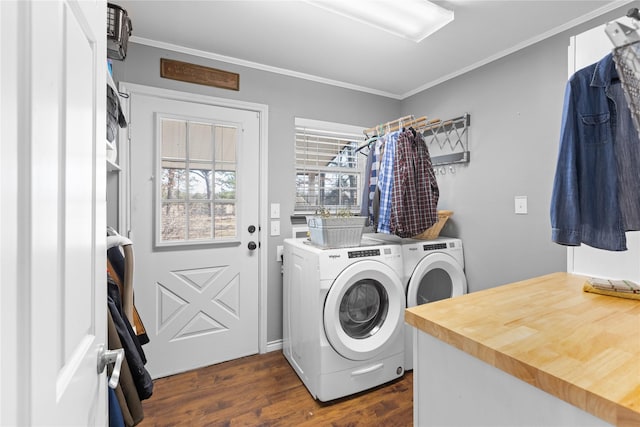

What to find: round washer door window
left=339, top=279, right=388, bottom=339
left=407, top=252, right=467, bottom=308
left=324, top=260, right=404, bottom=361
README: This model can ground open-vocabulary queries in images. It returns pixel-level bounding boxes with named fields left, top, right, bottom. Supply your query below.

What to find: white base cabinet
left=412, top=329, right=611, bottom=427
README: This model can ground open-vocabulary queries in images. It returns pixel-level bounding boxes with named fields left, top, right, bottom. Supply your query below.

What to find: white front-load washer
left=282, top=237, right=405, bottom=401
left=364, top=234, right=467, bottom=370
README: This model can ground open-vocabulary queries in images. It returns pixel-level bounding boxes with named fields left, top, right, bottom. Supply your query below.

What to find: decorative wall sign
left=160, top=58, right=240, bottom=91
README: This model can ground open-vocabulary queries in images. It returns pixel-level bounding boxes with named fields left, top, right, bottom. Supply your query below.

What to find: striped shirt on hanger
left=377, top=131, right=399, bottom=234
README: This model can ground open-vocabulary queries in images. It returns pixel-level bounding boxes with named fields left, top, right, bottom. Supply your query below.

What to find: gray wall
left=401, top=34, right=569, bottom=292
left=401, top=6, right=630, bottom=292
left=111, top=5, right=629, bottom=344
left=111, top=44, right=400, bottom=343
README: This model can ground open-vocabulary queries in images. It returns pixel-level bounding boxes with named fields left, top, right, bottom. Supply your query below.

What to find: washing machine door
left=407, top=252, right=467, bottom=307
left=324, top=260, right=404, bottom=361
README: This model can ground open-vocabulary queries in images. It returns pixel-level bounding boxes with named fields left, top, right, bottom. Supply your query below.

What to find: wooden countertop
left=405, top=272, right=640, bottom=426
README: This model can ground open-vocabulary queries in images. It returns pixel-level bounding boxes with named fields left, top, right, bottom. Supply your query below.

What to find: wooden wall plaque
left=160, top=58, right=239, bottom=91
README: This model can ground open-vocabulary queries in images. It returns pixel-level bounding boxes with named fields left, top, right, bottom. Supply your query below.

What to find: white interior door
left=127, top=88, right=261, bottom=378
left=1, top=1, right=108, bottom=425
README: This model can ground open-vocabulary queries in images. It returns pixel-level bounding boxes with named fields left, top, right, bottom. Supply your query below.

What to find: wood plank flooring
left=138, top=351, right=413, bottom=426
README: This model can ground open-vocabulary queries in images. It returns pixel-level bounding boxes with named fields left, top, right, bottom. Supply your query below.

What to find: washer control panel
left=348, top=249, right=382, bottom=258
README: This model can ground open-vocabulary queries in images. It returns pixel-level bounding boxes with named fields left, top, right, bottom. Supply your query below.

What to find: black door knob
left=248, top=241, right=257, bottom=250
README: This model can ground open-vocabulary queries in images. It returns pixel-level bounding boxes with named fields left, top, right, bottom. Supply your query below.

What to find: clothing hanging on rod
left=359, top=144, right=375, bottom=219
left=377, top=130, right=400, bottom=234
left=363, top=115, right=413, bottom=137
left=356, top=135, right=379, bottom=154
left=550, top=53, right=640, bottom=251
left=391, top=129, right=439, bottom=237
left=106, top=226, right=153, bottom=422
left=107, top=226, right=135, bottom=325
left=362, top=116, right=440, bottom=237
left=362, top=116, right=439, bottom=138
left=358, top=116, right=441, bottom=153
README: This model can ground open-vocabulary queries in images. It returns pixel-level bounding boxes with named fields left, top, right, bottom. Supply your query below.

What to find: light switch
left=270, top=203, right=280, bottom=219
left=515, top=196, right=528, bottom=214
left=270, top=220, right=280, bottom=236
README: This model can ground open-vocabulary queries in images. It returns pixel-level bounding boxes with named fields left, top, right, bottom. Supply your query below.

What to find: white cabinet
left=412, top=329, right=612, bottom=426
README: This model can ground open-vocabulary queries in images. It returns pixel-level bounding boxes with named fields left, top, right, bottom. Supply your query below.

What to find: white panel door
left=1, top=0, right=108, bottom=425
left=128, top=89, right=261, bottom=378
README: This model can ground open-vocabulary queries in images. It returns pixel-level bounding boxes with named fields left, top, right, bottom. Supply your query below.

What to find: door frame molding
left=117, top=82, right=269, bottom=353
left=1, top=2, right=23, bottom=424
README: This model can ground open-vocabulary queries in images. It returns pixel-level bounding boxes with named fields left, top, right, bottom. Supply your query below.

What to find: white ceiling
left=118, top=0, right=632, bottom=99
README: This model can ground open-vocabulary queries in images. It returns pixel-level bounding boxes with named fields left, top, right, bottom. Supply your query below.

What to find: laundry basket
left=307, top=216, right=366, bottom=248
left=412, top=210, right=453, bottom=240
left=107, top=3, right=132, bottom=61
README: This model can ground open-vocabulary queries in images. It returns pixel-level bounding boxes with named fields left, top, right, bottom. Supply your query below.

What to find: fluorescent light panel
left=306, top=0, right=454, bottom=43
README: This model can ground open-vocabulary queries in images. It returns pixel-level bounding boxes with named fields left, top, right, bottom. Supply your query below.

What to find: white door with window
left=125, top=87, right=262, bottom=378
left=1, top=1, right=109, bottom=425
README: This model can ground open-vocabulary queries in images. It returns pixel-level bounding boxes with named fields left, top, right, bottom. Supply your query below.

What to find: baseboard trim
left=265, top=339, right=283, bottom=353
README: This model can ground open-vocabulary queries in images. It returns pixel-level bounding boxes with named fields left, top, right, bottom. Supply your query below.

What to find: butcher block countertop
left=405, top=272, right=640, bottom=426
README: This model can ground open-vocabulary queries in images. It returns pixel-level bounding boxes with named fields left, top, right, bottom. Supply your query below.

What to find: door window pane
left=189, top=169, right=212, bottom=200
left=161, top=166, right=187, bottom=200
left=161, top=202, right=186, bottom=241
left=162, top=119, right=186, bottom=158
left=215, top=171, right=236, bottom=199
left=158, top=117, right=238, bottom=245
left=215, top=202, right=236, bottom=238
left=188, top=202, right=213, bottom=240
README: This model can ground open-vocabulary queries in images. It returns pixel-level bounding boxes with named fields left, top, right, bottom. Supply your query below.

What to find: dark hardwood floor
left=139, top=350, right=413, bottom=426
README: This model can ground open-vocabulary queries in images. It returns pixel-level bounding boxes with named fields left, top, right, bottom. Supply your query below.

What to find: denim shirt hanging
left=550, top=53, right=640, bottom=251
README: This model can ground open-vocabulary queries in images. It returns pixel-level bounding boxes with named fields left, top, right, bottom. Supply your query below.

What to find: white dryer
left=402, top=236, right=467, bottom=370
left=282, top=237, right=405, bottom=402
left=365, top=234, right=467, bottom=370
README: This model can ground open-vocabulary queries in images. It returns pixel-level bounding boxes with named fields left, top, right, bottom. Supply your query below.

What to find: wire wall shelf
left=360, top=113, right=471, bottom=167
left=422, top=113, right=470, bottom=166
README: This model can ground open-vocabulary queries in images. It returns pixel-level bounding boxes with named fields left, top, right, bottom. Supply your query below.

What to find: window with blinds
left=294, top=118, right=366, bottom=213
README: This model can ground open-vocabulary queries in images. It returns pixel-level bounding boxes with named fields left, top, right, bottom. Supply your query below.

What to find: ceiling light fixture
left=306, top=0, right=454, bottom=43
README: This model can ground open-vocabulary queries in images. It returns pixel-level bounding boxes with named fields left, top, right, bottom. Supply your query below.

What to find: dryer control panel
left=422, top=242, right=448, bottom=252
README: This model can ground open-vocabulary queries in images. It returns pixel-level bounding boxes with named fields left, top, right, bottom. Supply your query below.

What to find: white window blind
left=294, top=118, right=366, bottom=213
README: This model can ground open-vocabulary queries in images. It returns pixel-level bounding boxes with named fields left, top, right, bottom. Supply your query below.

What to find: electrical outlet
left=276, top=245, right=284, bottom=262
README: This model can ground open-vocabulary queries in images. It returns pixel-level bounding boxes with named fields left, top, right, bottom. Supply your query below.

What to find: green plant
left=315, top=207, right=354, bottom=218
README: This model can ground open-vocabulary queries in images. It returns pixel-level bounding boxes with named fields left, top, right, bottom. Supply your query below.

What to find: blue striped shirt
left=377, top=131, right=399, bottom=234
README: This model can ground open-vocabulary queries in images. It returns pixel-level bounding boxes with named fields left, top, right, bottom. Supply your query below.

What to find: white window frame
left=294, top=117, right=366, bottom=215
left=154, top=112, right=241, bottom=247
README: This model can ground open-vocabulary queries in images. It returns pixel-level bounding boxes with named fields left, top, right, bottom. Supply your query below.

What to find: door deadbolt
left=248, top=225, right=256, bottom=233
